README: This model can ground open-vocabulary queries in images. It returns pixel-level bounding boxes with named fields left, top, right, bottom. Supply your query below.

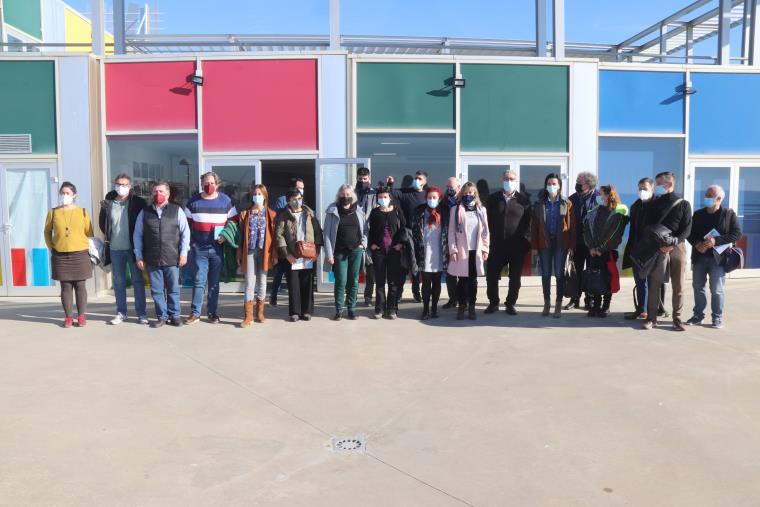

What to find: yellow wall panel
left=64, top=7, right=114, bottom=54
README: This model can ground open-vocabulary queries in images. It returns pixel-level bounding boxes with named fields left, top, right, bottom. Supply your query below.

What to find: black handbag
left=563, top=253, right=578, bottom=299
left=582, top=267, right=607, bottom=296
left=720, top=246, right=744, bottom=273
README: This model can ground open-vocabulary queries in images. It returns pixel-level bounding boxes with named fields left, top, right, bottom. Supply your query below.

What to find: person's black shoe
left=598, top=309, right=609, bottom=318
left=587, top=309, right=597, bottom=318
left=430, top=309, right=439, bottom=319
left=169, top=318, right=183, bottom=327
left=468, top=306, right=477, bottom=320
left=457, top=306, right=465, bottom=320
left=673, top=319, right=686, bottom=332
left=563, top=300, right=578, bottom=310
left=208, top=314, right=221, bottom=324
left=420, top=311, right=430, bottom=321
left=150, top=319, right=166, bottom=328
left=484, top=303, right=499, bottom=314
left=413, top=292, right=422, bottom=303
left=505, top=305, right=517, bottom=315
left=347, top=311, right=357, bottom=320
left=364, top=296, right=372, bottom=307
left=442, top=300, right=456, bottom=310
left=333, top=312, right=343, bottom=321
left=269, top=295, right=278, bottom=308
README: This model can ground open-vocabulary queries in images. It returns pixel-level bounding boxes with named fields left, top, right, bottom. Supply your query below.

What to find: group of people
left=43, top=166, right=742, bottom=331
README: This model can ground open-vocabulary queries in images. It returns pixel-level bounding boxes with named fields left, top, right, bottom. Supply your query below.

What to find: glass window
left=520, top=164, right=564, bottom=205
left=466, top=164, right=510, bottom=204
left=357, top=133, right=456, bottom=191
left=693, top=167, right=731, bottom=207
left=107, top=135, right=199, bottom=206
left=738, top=167, right=760, bottom=269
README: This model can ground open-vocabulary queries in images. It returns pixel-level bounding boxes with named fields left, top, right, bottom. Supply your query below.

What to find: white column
left=718, top=0, right=732, bottom=65
left=552, top=0, right=565, bottom=59
left=536, top=0, right=547, bottom=57
left=329, top=0, right=340, bottom=50
left=91, top=0, right=105, bottom=56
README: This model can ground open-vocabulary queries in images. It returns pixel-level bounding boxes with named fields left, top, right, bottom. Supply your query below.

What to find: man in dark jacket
left=99, top=173, right=148, bottom=325
left=387, top=170, right=428, bottom=303
left=356, top=167, right=377, bottom=306
left=566, top=171, right=600, bottom=310
left=642, top=171, right=692, bottom=331
left=622, top=177, right=667, bottom=320
left=134, top=181, right=191, bottom=328
left=485, top=169, right=532, bottom=315
left=685, top=185, right=742, bottom=329
left=441, top=176, right=461, bottom=310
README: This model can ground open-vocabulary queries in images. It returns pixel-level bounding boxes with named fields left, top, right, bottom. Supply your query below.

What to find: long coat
left=236, top=206, right=278, bottom=273
left=447, top=204, right=490, bottom=277
left=322, top=202, right=368, bottom=272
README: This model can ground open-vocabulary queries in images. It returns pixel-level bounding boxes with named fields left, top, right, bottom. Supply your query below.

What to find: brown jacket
left=275, top=204, right=324, bottom=259
left=530, top=195, right=576, bottom=251
left=237, top=206, right=278, bottom=273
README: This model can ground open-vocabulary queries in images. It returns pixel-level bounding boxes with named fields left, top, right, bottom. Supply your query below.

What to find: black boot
left=599, top=294, right=611, bottom=318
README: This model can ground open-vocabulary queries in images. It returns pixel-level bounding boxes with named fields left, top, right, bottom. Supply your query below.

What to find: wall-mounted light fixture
left=452, top=75, right=466, bottom=88
left=190, top=68, right=204, bottom=86
left=682, top=80, right=696, bottom=94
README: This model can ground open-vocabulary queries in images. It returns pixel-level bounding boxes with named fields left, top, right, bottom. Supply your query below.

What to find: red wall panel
left=201, top=59, right=318, bottom=151
left=106, top=61, right=197, bottom=131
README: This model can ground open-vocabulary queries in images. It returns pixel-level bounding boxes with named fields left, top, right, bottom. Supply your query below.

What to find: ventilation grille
left=0, top=134, right=32, bottom=154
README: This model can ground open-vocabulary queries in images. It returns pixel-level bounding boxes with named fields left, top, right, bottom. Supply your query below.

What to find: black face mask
left=575, top=183, right=584, bottom=194
left=339, top=196, right=352, bottom=206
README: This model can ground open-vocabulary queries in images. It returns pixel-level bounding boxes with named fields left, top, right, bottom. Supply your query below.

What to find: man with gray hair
left=442, top=176, right=462, bottom=309
left=484, top=169, right=532, bottom=314
left=566, top=171, right=600, bottom=310
left=685, top=184, right=742, bottom=329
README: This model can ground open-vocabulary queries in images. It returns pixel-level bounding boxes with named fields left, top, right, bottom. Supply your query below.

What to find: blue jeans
left=191, top=244, right=222, bottom=316
left=692, top=255, right=726, bottom=320
left=148, top=265, right=181, bottom=321
left=538, top=248, right=568, bottom=300
left=632, top=263, right=648, bottom=314
left=110, top=249, right=147, bottom=318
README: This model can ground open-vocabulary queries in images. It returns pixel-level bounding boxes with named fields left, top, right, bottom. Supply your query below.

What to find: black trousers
left=588, top=251, right=613, bottom=310
left=486, top=243, right=528, bottom=307
left=363, top=257, right=375, bottom=300
left=61, top=280, right=87, bottom=317
left=445, top=273, right=457, bottom=303
left=372, top=250, right=402, bottom=314
left=421, top=272, right=442, bottom=312
left=456, top=251, right=478, bottom=307
left=572, top=242, right=593, bottom=304
left=287, top=267, right=314, bottom=317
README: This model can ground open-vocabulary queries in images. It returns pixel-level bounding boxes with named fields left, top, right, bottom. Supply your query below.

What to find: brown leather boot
left=240, top=300, right=254, bottom=328
left=255, top=298, right=266, bottom=323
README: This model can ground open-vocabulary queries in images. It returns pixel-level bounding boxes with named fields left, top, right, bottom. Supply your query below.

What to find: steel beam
left=113, top=0, right=126, bottom=54
left=750, top=0, right=760, bottom=64
left=718, top=0, right=732, bottom=64
left=329, top=0, right=340, bottom=49
left=536, top=0, right=547, bottom=56
left=552, top=0, right=565, bottom=58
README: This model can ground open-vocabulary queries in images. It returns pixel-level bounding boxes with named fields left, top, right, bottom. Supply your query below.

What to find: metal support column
left=329, top=0, right=340, bottom=50
left=686, top=24, right=694, bottom=63
left=718, top=0, right=732, bottom=64
left=91, top=0, right=105, bottom=56
left=0, top=0, right=5, bottom=53
left=113, top=0, right=126, bottom=54
left=552, top=0, right=565, bottom=59
left=748, top=0, right=760, bottom=65
left=659, top=23, right=668, bottom=62
left=536, top=0, right=547, bottom=57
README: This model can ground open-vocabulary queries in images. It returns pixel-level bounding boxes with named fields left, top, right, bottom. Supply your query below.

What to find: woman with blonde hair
left=447, top=181, right=490, bottom=320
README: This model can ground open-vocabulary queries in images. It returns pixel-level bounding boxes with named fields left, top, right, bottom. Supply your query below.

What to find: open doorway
left=261, top=160, right=316, bottom=210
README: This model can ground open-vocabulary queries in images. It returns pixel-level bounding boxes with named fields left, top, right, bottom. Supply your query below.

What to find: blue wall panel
left=690, top=73, right=760, bottom=154
left=599, top=70, right=684, bottom=134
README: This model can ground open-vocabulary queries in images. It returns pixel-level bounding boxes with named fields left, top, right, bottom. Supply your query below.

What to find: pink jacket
left=447, top=204, right=490, bottom=277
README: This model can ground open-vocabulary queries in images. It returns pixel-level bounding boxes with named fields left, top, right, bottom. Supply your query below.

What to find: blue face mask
left=503, top=180, right=518, bottom=193
left=654, top=184, right=667, bottom=197
left=252, top=194, right=264, bottom=205
left=378, top=197, right=391, bottom=208
left=703, top=197, right=715, bottom=208
left=595, top=195, right=605, bottom=206
left=462, top=194, right=476, bottom=206
left=412, top=178, right=424, bottom=190
left=545, top=185, right=559, bottom=195
left=427, top=198, right=439, bottom=208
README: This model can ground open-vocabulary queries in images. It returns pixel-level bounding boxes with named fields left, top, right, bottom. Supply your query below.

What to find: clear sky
left=64, top=0, right=703, bottom=45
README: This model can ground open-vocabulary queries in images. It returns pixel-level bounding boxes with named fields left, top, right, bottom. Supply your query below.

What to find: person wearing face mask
left=355, top=167, right=377, bottom=308
left=448, top=182, right=490, bottom=321
left=566, top=172, right=601, bottom=311
left=641, top=171, right=692, bottom=331
left=582, top=185, right=629, bottom=317
left=411, top=187, right=450, bottom=320
left=99, top=173, right=148, bottom=325
left=622, top=177, right=667, bottom=321
left=184, top=172, right=238, bottom=325
left=133, top=181, right=191, bottom=328
left=685, top=185, right=742, bottom=329
left=275, top=188, right=323, bottom=322
left=485, top=169, right=532, bottom=315
left=387, top=170, right=428, bottom=303
left=235, top=184, right=278, bottom=327
left=531, top=174, right=576, bottom=318
left=44, top=182, right=94, bottom=328
left=271, top=177, right=305, bottom=308
left=323, top=185, right=368, bottom=320
left=441, top=176, right=462, bottom=310
left=368, top=187, right=407, bottom=319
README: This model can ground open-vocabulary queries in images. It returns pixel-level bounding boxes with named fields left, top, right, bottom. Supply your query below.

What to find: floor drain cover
left=331, top=435, right=366, bottom=453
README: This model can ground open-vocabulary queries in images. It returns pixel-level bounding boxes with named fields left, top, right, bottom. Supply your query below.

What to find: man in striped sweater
left=184, top=171, right=238, bottom=324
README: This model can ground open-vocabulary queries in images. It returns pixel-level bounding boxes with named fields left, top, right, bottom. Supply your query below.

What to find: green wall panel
left=357, top=63, right=455, bottom=129
left=3, top=0, right=42, bottom=39
left=460, top=64, right=568, bottom=152
left=0, top=61, right=57, bottom=154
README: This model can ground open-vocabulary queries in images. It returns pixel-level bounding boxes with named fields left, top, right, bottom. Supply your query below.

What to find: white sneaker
left=109, top=313, right=126, bottom=325
left=137, top=316, right=150, bottom=325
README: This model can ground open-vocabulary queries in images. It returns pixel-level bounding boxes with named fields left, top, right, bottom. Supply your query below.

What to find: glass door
left=0, top=163, right=59, bottom=296
left=315, top=158, right=371, bottom=292
left=738, top=166, right=760, bottom=270
left=202, top=158, right=262, bottom=212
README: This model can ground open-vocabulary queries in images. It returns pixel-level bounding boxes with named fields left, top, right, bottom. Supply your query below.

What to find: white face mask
left=115, top=185, right=130, bottom=197
left=59, top=194, right=74, bottom=206
left=378, top=197, right=391, bottom=208
left=638, top=189, right=652, bottom=201
left=503, top=180, right=518, bottom=193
